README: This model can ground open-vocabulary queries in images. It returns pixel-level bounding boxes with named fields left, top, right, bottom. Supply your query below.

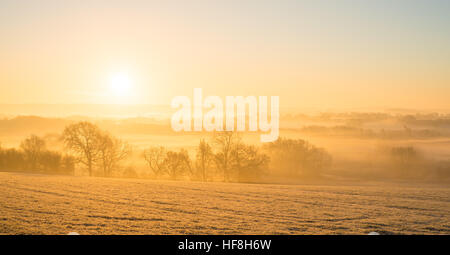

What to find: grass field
left=0, top=172, right=449, bottom=235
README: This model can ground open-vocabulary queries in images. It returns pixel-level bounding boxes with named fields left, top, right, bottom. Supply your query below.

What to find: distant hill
left=0, top=116, right=71, bottom=136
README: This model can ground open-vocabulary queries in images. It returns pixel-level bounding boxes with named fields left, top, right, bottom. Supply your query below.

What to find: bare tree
left=62, top=122, right=102, bottom=176
left=213, top=131, right=240, bottom=182
left=263, top=137, right=332, bottom=177
left=231, top=143, right=269, bottom=182
left=97, top=133, right=132, bottom=177
left=388, top=146, right=422, bottom=177
left=195, top=139, right=214, bottom=181
left=20, top=135, right=46, bottom=170
left=164, top=149, right=191, bottom=180
left=143, top=146, right=167, bottom=178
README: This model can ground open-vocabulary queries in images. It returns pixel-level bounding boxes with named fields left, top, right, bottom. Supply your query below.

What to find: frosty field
left=0, top=171, right=449, bottom=235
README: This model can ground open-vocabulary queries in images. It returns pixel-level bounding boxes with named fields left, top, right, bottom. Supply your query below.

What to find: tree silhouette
left=231, top=143, right=269, bottom=182
left=195, top=139, right=214, bottom=181
left=213, top=131, right=240, bottom=182
left=20, top=135, right=46, bottom=170
left=143, top=146, right=168, bottom=178
left=164, top=149, right=191, bottom=180
left=62, top=122, right=102, bottom=176
left=263, top=138, right=332, bottom=177
left=98, top=133, right=131, bottom=177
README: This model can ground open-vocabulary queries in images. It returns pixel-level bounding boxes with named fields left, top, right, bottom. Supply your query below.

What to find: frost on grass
left=0, top=172, right=449, bottom=235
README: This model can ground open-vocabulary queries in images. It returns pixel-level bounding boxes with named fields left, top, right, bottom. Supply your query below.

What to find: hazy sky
left=0, top=0, right=449, bottom=110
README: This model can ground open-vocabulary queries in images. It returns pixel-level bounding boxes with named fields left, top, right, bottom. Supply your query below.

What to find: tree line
left=0, top=121, right=333, bottom=182
left=142, top=131, right=333, bottom=182
left=0, top=135, right=75, bottom=174
left=144, top=132, right=270, bottom=182
left=4, top=120, right=444, bottom=182
left=0, top=122, right=131, bottom=177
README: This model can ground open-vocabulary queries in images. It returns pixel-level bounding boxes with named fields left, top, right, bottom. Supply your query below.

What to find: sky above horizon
left=0, top=0, right=449, bottom=111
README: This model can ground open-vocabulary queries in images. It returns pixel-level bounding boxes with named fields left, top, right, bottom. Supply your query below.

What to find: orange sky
left=0, top=0, right=449, bottom=111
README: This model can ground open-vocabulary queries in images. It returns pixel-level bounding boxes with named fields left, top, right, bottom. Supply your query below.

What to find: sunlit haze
left=0, top=0, right=449, bottom=111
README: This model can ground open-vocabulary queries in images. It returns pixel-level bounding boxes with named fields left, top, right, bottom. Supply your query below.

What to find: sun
left=109, top=72, right=132, bottom=96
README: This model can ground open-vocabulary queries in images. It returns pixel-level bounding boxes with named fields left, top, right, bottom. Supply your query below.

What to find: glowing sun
left=109, top=72, right=132, bottom=96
